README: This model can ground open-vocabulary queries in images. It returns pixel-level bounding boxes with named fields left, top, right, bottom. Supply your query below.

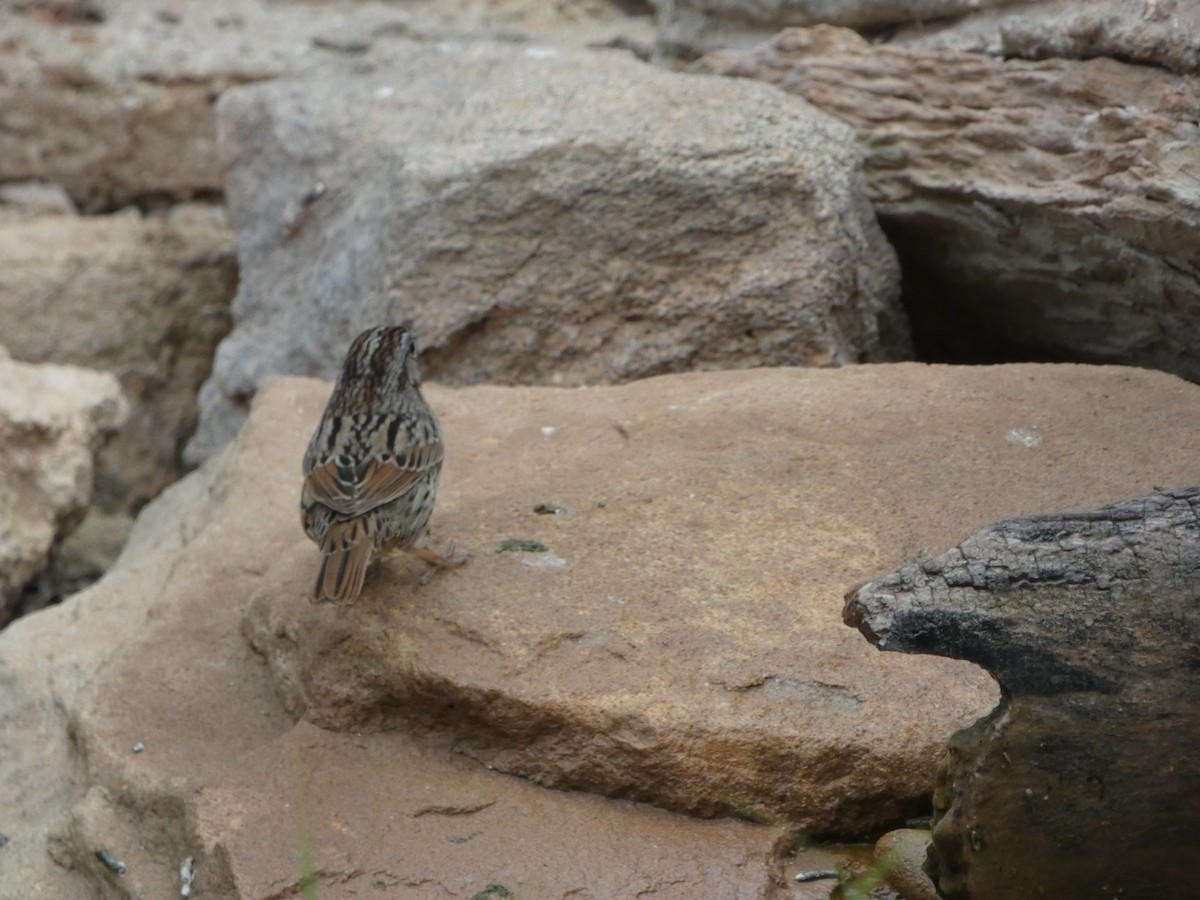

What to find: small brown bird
left=301, top=326, right=465, bottom=604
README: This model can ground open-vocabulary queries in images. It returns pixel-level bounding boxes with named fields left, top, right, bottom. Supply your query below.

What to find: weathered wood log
left=844, top=487, right=1200, bottom=900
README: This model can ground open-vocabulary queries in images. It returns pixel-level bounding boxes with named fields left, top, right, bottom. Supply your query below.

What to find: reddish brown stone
left=5, top=364, right=1200, bottom=897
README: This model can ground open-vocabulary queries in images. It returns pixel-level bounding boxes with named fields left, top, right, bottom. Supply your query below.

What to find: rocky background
left=1, top=1, right=1198, bottom=898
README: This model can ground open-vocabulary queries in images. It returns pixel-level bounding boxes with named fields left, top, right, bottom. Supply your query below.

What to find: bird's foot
left=409, top=541, right=469, bottom=584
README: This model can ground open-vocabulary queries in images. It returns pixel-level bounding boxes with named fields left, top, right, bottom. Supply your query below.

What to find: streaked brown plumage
left=301, top=326, right=465, bottom=604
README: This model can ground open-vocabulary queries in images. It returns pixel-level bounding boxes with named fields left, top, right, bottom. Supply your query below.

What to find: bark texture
left=845, top=487, right=1200, bottom=900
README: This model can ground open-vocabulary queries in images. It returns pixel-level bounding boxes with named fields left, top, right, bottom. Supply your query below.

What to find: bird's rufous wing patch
left=304, top=440, right=443, bottom=517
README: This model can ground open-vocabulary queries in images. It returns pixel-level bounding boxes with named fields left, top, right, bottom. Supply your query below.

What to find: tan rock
left=875, top=828, right=938, bottom=900
left=698, top=27, right=1200, bottom=382
left=0, top=453, right=214, bottom=900
left=6, top=362, right=1200, bottom=896
left=895, top=0, right=1200, bottom=75
left=0, top=205, right=236, bottom=512
left=0, top=0, right=656, bottom=210
left=245, top=362, right=1200, bottom=834
left=650, top=0, right=1021, bottom=57
left=243, top=371, right=993, bottom=834
left=0, top=179, right=76, bottom=216
left=0, top=350, right=126, bottom=624
left=187, top=39, right=906, bottom=462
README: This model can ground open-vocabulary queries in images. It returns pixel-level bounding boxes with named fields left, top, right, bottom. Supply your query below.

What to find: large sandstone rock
left=846, top=487, right=1200, bottom=900
left=0, top=0, right=655, bottom=211
left=0, top=350, right=127, bottom=625
left=244, top=369, right=996, bottom=835
left=8, top=362, right=1200, bottom=898
left=895, top=0, right=1200, bottom=75
left=650, top=0, right=1023, bottom=57
left=699, top=26, right=1200, bottom=383
left=185, top=39, right=907, bottom=463
left=0, top=204, right=236, bottom=512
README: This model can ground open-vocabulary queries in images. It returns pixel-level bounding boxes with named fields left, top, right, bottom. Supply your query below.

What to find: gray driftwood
left=845, top=487, right=1200, bottom=900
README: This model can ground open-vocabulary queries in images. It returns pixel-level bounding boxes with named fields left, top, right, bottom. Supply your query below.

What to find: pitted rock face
left=698, top=27, right=1200, bottom=385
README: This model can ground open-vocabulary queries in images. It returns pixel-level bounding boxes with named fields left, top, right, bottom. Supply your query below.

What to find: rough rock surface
left=0, top=0, right=656, bottom=211
left=244, top=368, right=997, bottom=835
left=19, top=508, right=135, bottom=615
left=186, top=39, right=906, bottom=462
left=0, top=178, right=76, bottom=215
left=0, top=204, right=236, bottom=512
left=10, top=449, right=772, bottom=900
left=5, top=363, right=1200, bottom=897
left=699, top=26, right=1200, bottom=382
left=875, top=828, right=938, bottom=900
left=0, top=349, right=127, bottom=626
left=895, top=0, right=1200, bottom=75
left=846, top=487, right=1200, bottom=900
left=650, top=0, right=1023, bottom=57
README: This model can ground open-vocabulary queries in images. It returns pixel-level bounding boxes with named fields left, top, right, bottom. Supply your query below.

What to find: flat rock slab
left=6, top=363, right=1200, bottom=898
left=245, top=363, right=1198, bottom=834
left=187, top=38, right=905, bottom=461
left=198, top=721, right=777, bottom=900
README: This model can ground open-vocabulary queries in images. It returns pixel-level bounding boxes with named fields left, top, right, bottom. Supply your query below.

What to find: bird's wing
left=304, top=439, right=444, bottom=518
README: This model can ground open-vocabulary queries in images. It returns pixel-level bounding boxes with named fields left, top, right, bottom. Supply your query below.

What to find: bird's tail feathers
left=314, top=518, right=374, bottom=604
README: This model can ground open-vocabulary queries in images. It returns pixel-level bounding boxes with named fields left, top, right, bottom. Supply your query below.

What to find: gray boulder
left=187, top=40, right=907, bottom=462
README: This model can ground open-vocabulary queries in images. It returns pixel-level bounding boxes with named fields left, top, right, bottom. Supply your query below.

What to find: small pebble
left=794, top=869, right=839, bottom=883
left=1004, top=426, right=1042, bottom=448
left=180, top=856, right=196, bottom=897
left=519, top=552, right=566, bottom=570
left=95, top=848, right=126, bottom=874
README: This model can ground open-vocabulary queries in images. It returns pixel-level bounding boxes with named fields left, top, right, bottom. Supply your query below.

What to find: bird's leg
left=408, top=541, right=469, bottom=569
left=380, top=539, right=468, bottom=585
left=414, top=543, right=467, bottom=585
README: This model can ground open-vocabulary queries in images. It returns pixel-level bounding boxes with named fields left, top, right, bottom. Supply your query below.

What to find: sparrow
left=300, top=326, right=465, bottom=604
